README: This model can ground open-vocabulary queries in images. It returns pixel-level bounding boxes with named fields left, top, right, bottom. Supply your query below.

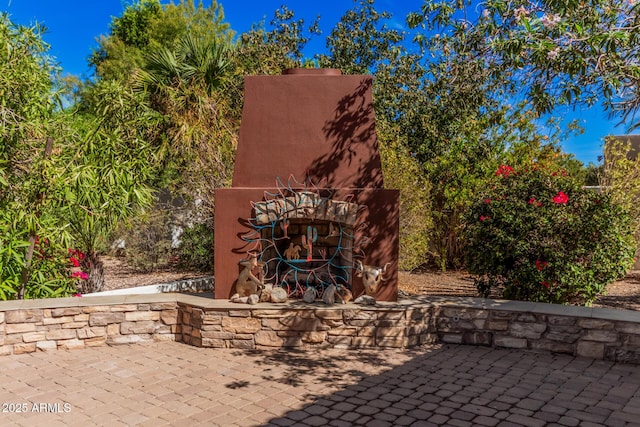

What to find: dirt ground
left=101, top=256, right=640, bottom=311
left=397, top=270, right=640, bottom=311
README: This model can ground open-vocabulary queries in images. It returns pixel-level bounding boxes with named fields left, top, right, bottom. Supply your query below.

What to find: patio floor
left=0, top=341, right=639, bottom=426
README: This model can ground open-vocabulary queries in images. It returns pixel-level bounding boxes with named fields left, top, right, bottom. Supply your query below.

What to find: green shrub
left=117, top=212, right=174, bottom=273
left=378, top=122, right=431, bottom=271
left=0, top=217, right=76, bottom=300
left=176, top=222, right=213, bottom=272
left=464, top=164, right=635, bottom=305
left=601, top=138, right=640, bottom=245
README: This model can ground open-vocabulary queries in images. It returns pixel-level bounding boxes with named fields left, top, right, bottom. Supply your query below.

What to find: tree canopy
left=408, top=0, right=640, bottom=129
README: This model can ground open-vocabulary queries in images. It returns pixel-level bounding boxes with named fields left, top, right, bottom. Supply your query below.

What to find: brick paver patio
left=0, top=342, right=638, bottom=426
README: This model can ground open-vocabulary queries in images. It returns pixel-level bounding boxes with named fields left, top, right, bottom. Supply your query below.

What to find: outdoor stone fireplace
left=214, top=69, right=399, bottom=301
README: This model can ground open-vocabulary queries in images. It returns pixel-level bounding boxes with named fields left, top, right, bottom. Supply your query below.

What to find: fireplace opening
left=249, top=190, right=360, bottom=298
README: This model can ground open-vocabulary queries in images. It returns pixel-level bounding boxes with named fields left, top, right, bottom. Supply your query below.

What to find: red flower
left=484, top=198, right=491, bottom=204
left=68, top=248, right=85, bottom=261
left=72, top=293, right=83, bottom=297
left=495, top=164, right=514, bottom=177
left=552, top=191, right=569, bottom=204
left=72, top=271, right=88, bottom=280
left=541, top=281, right=550, bottom=288
left=70, top=257, right=80, bottom=267
left=480, top=215, right=491, bottom=222
left=528, top=197, right=536, bottom=205
left=536, top=260, right=548, bottom=271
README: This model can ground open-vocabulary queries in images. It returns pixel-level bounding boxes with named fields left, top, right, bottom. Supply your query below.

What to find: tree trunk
left=84, top=251, right=105, bottom=294
left=18, top=235, right=37, bottom=299
left=19, top=137, right=54, bottom=299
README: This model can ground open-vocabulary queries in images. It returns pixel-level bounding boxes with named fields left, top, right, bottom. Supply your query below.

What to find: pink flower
left=552, top=191, right=569, bottom=204
left=72, top=293, right=82, bottom=297
left=69, top=257, right=80, bottom=267
left=480, top=215, right=491, bottom=222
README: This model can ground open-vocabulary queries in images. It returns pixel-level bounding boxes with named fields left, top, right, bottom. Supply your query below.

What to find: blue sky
left=2, top=0, right=628, bottom=165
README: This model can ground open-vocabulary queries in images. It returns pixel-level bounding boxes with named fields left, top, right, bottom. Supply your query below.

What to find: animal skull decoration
left=354, top=260, right=390, bottom=297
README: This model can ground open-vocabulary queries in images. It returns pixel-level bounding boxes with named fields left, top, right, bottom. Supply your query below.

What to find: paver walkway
left=0, top=342, right=638, bottom=426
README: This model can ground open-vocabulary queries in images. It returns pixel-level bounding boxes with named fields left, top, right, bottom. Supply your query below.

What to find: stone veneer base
left=0, top=294, right=639, bottom=364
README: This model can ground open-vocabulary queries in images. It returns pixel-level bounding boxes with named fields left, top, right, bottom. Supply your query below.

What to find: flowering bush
left=68, top=248, right=89, bottom=293
left=464, top=165, right=636, bottom=305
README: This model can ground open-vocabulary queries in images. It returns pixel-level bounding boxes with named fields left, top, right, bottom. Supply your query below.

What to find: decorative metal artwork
left=240, top=176, right=368, bottom=299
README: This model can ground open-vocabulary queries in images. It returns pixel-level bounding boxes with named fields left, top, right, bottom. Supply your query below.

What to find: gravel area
left=101, top=256, right=209, bottom=291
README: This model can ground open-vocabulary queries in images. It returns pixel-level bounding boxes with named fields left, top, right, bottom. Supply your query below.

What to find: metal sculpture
left=240, top=176, right=368, bottom=300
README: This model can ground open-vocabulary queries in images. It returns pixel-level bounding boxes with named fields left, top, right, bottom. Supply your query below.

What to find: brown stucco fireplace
left=214, top=68, right=399, bottom=301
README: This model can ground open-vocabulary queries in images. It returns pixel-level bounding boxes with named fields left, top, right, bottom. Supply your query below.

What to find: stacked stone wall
left=432, top=307, right=640, bottom=364
left=0, top=295, right=639, bottom=364
left=179, top=302, right=640, bottom=364
left=179, top=305, right=439, bottom=350
left=0, top=302, right=179, bottom=355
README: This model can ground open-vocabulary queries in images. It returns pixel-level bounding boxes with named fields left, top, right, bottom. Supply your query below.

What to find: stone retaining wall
left=179, top=304, right=438, bottom=350
left=0, top=297, right=180, bottom=355
left=434, top=305, right=640, bottom=364
left=178, top=299, right=640, bottom=364
left=0, top=294, right=639, bottom=364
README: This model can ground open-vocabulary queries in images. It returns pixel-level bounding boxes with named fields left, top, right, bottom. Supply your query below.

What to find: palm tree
left=133, top=34, right=237, bottom=218
left=135, top=34, right=232, bottom=112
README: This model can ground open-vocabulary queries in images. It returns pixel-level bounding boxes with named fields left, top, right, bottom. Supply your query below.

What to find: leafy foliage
left=0, top=15, right=76, bottom=299
left=89, top=0, right=240, bottom=234
left=318, top=0, right=583, bottom=268
left=116, top=211, right=175, bottom=273
left=601, top=137, right=640, bottom=244
left=132, top=32, right=236, bottom=205
left=176, top=222, right=213, bottom=272
left=409, top=0, right=640, bottom=128
left=236, top=6, right=320, bottom=75
left=1, top=11, right=162, bottom=295
left=91, top=0, right=230, bottom=82
left=62, top=83, right=160, bottom=292
left=465, top=165, right=635, bottom=305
